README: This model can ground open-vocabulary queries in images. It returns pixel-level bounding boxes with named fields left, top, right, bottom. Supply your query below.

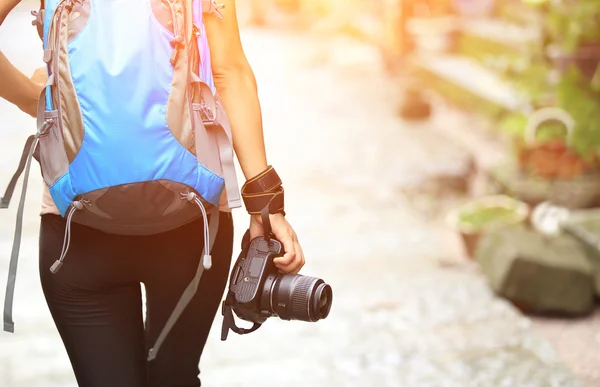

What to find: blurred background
left=2, top=0, right=600, bottom=386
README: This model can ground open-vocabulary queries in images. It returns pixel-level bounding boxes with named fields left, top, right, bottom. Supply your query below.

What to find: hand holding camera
left=249, top=213, right=305, bottom=274
left=221, top=166, right=333, bottom=340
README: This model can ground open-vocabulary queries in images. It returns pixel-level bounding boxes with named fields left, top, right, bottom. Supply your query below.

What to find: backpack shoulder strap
left=35, top=0, right=222, bottom=24
left=32, top=0, right=222, bottom=41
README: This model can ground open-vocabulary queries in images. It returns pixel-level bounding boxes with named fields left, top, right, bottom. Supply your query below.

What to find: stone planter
left=447, top=195, right=530, bottom=259
left=489, top=162, right=600, bottom=210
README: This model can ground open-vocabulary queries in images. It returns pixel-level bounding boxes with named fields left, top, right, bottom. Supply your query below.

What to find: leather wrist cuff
left=241, top=166, right=285, bottom=216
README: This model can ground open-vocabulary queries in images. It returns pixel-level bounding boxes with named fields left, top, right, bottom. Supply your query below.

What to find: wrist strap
left=241, top=166, right=285, bottom=216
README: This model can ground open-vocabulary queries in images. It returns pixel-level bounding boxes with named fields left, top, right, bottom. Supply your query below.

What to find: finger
left=293, top=241, right=305, bottom=272
left=273, top=234, right=296, bottom=266
left=273, top=253, right=294, bottom=267
left=276, top=241, right=304, bottom=274
left=275, top=260, right=298, bottom=274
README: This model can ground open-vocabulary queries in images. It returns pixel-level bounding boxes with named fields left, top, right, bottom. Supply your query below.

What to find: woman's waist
left=41, top=184, right=231, bottom=215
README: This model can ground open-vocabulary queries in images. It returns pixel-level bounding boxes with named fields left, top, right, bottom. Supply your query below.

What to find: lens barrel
left=270, top=274, right=333, bottom=322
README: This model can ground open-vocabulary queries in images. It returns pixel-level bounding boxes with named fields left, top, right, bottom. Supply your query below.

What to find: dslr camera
left=221, top=232, right=333, bottom=340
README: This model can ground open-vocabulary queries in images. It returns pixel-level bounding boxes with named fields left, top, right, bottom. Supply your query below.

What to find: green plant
left=546, top=1, right=600, bottom=53
left=498, top=0, right=600, bottom=166
left=524, top=0, right=600, bottom=53
left=458, top=206, right=523, bottom=230
left=556, top=68, right=600, bottom=159
left=448, top=195, right=530, bottom=234
left=499, top=113, right=566, bottom=141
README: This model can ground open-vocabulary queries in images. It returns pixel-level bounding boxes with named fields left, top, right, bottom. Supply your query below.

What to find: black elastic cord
left=220, top=302, right=261, bottom=341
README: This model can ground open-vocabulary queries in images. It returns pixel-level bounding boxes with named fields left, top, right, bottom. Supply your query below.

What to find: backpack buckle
left=203, top=0, right=225, bottom=19
left=199, top=103, right=216, bottom=127
left=30, top=9, right=44, bottom=27
left=31, top=8, right=45, bottom=39
left=197, top=82, right=218, bottom=127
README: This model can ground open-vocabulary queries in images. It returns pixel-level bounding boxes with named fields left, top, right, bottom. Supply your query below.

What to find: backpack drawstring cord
left=49, top=200, right=84, bottom=274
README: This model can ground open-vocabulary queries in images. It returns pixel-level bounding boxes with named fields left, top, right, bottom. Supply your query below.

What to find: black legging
left=38, top=212, right=234, bottom=387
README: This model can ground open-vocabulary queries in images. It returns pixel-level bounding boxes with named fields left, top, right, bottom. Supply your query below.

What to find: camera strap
left=220, top=299, right=262, bottom=341
left=259, top=188, right=285, bottom=242
left=262, top=203, right=273, bottom=242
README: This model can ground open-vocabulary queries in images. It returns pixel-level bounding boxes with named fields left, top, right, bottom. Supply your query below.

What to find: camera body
left=221, top=233, right=333, bottom=340
left=227, top=236, right=283, bottom=325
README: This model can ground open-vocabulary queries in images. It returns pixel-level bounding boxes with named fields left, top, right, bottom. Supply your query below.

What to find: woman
left=0, top=0, right=305, bottom=386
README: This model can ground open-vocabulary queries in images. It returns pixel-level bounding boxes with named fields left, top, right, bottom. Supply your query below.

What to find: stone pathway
left=0, top=2, right=586, bottom=386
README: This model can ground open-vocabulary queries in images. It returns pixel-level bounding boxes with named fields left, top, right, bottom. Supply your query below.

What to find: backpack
left=1, top=0, right=241, bottom=360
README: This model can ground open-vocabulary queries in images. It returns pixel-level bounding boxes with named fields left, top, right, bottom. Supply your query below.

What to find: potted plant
left=485, top=0, right=600, bottom=209
left=503, top=103, right=600, bottom=181
left=516, top=106, right=599, bottom=180
left=447, top=195, right=530, bottom=258
left=494, top=106, right=600, bottom=209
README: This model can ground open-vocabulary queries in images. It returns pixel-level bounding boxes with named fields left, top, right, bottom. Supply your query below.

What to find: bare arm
left=204, top=1, right=305, bottom=274
left=0, top=0, right=45, bottom=117
left=204, top=0, right=267, bottom=181
left=0, top=52, right=43, bottom=117
left=0, top=0, right=20, bottom=24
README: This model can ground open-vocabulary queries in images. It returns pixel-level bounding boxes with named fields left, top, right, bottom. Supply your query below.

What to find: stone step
left=459, top=17, right=541, bottom=51
left=457, top=17, right=543, bottom=72
left=476, top=224, right=596, bottom=315
left=562, top=212, right=600, bottom=296
left=415, top=53, right=528, bottom=114
left=496, top=0, right=546, bottom=27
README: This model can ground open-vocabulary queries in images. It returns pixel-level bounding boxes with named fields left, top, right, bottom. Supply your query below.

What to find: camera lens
left=270, top=275, right=333, bottom=322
